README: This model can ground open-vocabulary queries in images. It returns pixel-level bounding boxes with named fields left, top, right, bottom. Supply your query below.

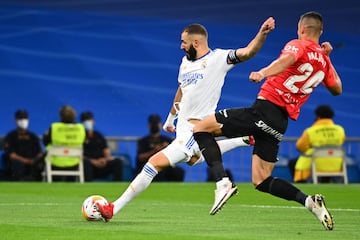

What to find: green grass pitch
left=0, top=182, right=359, bottom=240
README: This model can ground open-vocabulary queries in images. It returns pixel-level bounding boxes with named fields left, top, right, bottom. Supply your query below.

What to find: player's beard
left=185, top=44, right=197, bottom=61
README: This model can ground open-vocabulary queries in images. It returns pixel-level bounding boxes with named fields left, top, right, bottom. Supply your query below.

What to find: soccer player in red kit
left=193, top=11, right=342, bottom=230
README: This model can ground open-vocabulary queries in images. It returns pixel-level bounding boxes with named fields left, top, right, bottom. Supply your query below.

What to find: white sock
left=305, top=196, right=313, bottom=211
left=218, top=137, right=249, bottom=154
left=216, top=177, right=230, bottom=188
left=113, top=162, right=158, bottom=215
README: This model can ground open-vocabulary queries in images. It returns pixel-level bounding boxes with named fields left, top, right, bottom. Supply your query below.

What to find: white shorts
left=161, top=120, right=200, bottom=166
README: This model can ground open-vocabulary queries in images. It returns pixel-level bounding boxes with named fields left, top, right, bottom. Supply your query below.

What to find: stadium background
left=0, top=0, right=359, bottom=182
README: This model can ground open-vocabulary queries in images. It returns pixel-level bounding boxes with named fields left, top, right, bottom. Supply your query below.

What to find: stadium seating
left=311, top=146, right=348, bottom=184
left=45, top=146, right=84, bottom=183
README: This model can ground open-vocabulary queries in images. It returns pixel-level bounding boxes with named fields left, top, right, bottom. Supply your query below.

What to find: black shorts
left=215, top=99, right=288, bottom=163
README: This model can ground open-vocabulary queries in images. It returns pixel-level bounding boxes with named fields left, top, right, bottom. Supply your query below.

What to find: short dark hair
left=301, top=11, right=323, bottom=22
left=80, top=111, right=94, bottom=122
left=315, top=105, right=334, bottom=119
left=15, top=109, right=28, bottom=119
left=148, top=114, right=161, bottom=124
left=183, top=23, right=208, bottom=38
left=300, top=11, right=323, bottom=33
left=59, top=105, right=77, bottom=123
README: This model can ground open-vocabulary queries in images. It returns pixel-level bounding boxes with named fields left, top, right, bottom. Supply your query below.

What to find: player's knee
left=193, top=121, right=221, bottom=134
left=148, top=153, right=170, bottom=172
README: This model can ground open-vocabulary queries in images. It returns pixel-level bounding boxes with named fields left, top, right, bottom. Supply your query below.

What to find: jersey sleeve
left=216, top=49, right=235, bottom=71
left=30, top=132, right=42, bottom=153
left=2, top=133, right=15, bottom=153
left=97, top=132, right=108, bottom=149
left=321, top=57, right=338, bottom=87
left=280, top=39, right=304, bottom=61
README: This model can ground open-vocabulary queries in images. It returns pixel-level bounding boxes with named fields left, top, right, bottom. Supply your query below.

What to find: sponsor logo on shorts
left=255, top=120, right=283, bottom=141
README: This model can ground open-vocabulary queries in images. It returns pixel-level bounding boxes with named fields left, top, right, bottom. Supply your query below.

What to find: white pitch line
left=1, top=202, right=359, bottom=212
left=0, top=203, right=74, bottom=206
left=237, top=204, right=360, bottom=212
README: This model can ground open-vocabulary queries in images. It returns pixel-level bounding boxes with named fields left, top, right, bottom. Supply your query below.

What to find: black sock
left=256, top=176, right=308, bottom=206
left=193, top=132, right=226, bottom=181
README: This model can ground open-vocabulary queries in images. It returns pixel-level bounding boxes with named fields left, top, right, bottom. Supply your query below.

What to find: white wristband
left=163, top=113, right=176, bottom=131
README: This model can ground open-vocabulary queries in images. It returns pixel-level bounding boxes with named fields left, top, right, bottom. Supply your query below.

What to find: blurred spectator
left=288, top=105, right=346, bottom=183
left=136, top=114, right=185, bottom=182
left=43, top=105, right=86, bottom=181
left=2, top=109, right=44, bottom=181
left=80, top=111, right=123, bottom=182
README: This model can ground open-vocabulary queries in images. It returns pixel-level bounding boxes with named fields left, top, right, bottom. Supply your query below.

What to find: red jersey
left=258, top=39, right=338, bottom=120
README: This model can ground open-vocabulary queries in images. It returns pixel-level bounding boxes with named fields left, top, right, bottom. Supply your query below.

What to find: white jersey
left=162, top=49, right=236, bottom=166
left=177, top=49, right=234, bottom=121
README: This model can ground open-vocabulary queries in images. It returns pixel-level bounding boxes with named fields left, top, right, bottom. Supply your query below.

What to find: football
left=81, top=195, right=108, bottom=221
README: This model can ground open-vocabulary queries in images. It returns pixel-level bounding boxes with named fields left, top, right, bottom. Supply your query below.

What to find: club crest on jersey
left=201, top=60, right=207, bottom=69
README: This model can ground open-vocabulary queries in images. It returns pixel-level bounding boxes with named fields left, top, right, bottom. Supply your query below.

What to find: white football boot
left=305, top=194, right=334, bottom=230
left=209, top=177, right=238, bottom=215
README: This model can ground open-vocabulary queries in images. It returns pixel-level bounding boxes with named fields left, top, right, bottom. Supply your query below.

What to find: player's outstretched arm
left=249, top=53, right=295, bottom=83
left=234, top=17, right=275, bottom=62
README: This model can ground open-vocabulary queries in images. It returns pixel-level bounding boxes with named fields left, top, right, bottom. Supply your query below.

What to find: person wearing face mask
left=136, top=114, right=185, bottom=182
left=2, top=109, right=44, bottom=181
left=80, top=111, right=123, bottom=182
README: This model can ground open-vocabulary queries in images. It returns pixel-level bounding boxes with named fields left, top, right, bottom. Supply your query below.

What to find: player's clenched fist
left=260, top=17, right=275, bottom=34
left=249, top=71, right=265, bottom=83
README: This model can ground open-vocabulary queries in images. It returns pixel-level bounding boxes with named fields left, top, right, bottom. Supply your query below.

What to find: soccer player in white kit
left=96, top=17, right=275, bottom=221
